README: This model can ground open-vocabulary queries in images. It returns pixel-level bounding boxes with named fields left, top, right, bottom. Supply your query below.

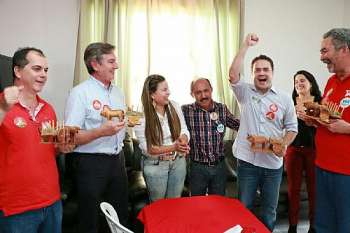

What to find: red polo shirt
left=315, top=74, right=350, bottom=175
left=0, top=95, right=60, bottom=216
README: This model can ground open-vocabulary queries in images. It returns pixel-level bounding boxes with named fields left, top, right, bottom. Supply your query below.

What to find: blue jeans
left=315, top=166, right=350, bottom=233
left=142, top=156, right=186, bottom=202
left=0, top=200, right=62, bottom=233
left=237, top=159, right=282, bottom=231
left=190, top=159, right=226, bottom=196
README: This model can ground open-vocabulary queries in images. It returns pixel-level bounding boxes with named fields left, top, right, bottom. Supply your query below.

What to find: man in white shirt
left=65, top=42, right=128, bottom=233
left=228, top=34, right=298, bottom=231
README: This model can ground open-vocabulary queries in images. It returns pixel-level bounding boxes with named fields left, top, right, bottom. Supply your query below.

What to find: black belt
left=191, top=156, right=225, bottom=167
left=74, top=152, right=119, bottom=157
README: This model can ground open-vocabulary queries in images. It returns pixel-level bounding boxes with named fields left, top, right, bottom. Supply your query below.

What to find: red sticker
left=266, top=111, right=275, bottom=120
left=93, top=100, right=102, bottom=110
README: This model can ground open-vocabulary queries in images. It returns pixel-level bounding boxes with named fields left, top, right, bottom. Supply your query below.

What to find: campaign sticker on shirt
left=210, top=112, right=218, bottom=121
left=92, top=100, right=102, bottom=110
left=346, top=90, right=350, bottom=97
left=269, top=103, right=278, bottom=112
left=265, top=111, right=275, bottom=120
left=217, top=123, right=225, bottom=133
left=340, top=97, right=350, bottom=108
left=13, top=117, right=27, bottom=128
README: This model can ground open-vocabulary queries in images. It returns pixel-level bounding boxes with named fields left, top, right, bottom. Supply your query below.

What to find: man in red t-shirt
left=312, top=28, right=350, bottom=233
left=0, top=48, right=74, bottom=233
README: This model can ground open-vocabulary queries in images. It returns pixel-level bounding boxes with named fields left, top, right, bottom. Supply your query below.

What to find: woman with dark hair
left=134, top=74, right=190, bottom=202
left=286, top=70, right=322, bottom=233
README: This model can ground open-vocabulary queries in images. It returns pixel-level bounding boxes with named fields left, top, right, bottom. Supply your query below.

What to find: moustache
left=200, top=98, right=209, bottom=102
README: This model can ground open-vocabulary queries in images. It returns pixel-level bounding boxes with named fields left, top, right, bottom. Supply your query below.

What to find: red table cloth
left=138, top=195, right=270, bottom=233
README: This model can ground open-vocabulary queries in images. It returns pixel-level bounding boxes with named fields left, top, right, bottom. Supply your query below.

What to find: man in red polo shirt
left=0, top=47, right=74, bottom=233
left=312, top=28, right=350, bottom=233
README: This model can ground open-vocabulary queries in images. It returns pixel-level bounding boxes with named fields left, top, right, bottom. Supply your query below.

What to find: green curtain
left=74, top=0, right=241, bottom=134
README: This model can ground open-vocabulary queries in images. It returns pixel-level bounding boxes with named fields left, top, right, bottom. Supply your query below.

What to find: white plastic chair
left=100, top=202, right=134, bottom=233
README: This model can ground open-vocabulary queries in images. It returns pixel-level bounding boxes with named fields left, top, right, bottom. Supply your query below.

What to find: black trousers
left=74, top=151, right=129, bottom=233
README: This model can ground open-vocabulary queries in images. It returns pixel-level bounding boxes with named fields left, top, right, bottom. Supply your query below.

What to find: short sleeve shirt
left=231, top=80, right=298, bottom=169
left=65, top=76, right=126, bottom=154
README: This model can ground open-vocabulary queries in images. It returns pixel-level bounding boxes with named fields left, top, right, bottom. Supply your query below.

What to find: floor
left=274, top=201, right=311, bottom=233
left=273, top=196, right=312, bottom=233
left=274, top=218, right=310, bottom=233
left=225, top=178, right=312, bottom=233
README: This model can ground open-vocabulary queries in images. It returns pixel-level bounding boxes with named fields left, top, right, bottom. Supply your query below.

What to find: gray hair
left=84, top=42, right=115, bottom=74
left=323, top=28, right=350, bottom=50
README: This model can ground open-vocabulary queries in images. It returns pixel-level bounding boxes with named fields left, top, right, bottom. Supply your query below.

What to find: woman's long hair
left=141, top=74, right=181, bottom=150
left=292, top=70, right=322, bottom=104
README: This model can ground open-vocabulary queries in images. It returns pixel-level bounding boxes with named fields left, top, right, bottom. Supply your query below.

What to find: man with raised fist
left=228, top=33, right=298, bottom=231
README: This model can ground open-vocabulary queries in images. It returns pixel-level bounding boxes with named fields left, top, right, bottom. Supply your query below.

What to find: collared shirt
left=134, top=100, right=190, bottom=156
left=181, top=101, right=239, bottom=163
left=231, top=80, right=298, bottom=169
left=65, top=76, right=126, bottom=155
left=0, top=95, right=60, bottom=216
left=315, top=74, right=350, bottom=175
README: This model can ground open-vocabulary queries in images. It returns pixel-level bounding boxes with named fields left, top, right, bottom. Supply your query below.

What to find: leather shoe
left=308, top=227, right=316, bottom=233
left=288, top=225, right=297, bottom=233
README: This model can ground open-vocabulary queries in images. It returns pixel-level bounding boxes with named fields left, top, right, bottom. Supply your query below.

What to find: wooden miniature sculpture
left=126, top=110, right=143, bottom=126
left=303, top=101, right=342, bottom=123
left=100, top=105, right=125, bottom=121
left=268, top=137, right=284, bottom=157
left=40, top=120, right=79, bottom=144
left=247, top=135, right=284, bottom=156
left=56, top=126, right=80, bottom=144
left=247, top=135, right=270, bottom=152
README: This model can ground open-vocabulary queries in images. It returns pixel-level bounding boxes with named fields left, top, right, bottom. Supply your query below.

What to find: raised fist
left=245, top=33, right=259, bottom=47
left=1, top=86, right=23, bottom=110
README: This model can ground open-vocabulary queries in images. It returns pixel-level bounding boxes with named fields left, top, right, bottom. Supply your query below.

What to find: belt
left=159, top=154, right=177, bottom=161
left=74, top=152, right=119, bottom=157
left=145, top=152, right=182, bottom=162
left=191, top=156, right=225, bottom=167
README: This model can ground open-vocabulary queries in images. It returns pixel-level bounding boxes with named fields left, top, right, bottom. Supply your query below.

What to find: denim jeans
left=315, top=166, right=350, bottom=233
left=142, top=156, right=186, bottom=202
left=237, top=159, right=282, bottom=232
left=0, top=200, right=62, bottom=233
left=190, top=159, right=226, bottom=196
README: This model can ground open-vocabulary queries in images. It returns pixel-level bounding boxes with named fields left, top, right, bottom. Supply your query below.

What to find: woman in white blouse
left=134, top=74, right=190, bottom=202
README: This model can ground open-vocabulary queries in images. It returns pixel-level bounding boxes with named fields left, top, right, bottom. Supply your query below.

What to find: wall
left=345, top=0, right=350, bottom=27
left=0, top=0, right=79, bottom=118
left=242, top=0, right=345, bottom=95
left=0, top=0, right=348, bottom=116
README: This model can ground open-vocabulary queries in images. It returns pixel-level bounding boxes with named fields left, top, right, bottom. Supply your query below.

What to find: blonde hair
left=141, top=74, right=181, bottom=149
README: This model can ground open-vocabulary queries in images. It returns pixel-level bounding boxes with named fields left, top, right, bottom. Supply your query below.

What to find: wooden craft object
left=303, top=101, right=342, bottom=123
left=269, top=137, right=284, bottom=157
left=303, top=102, right=320, bottom=117
left=100, top=105, right=125, bottom=121
left=247, top=135, right=270, bottom=153
left=247, top=135, right=284, bottom=156
left=57, top=126, right=80, bottom=144
left=126, top=110, right=143, bottom=126
left=40, top=120, right=80, bottom=144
